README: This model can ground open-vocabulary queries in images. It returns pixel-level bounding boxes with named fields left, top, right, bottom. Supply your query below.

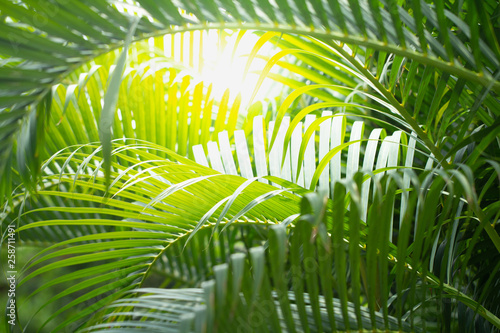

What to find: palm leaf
left=1, top=1, right=499, bottom=332
left=5, top=141, right=301, bottom=330
left=79, top=177, right=499, bottom=332
left=1, top=0, right=499, bottom=201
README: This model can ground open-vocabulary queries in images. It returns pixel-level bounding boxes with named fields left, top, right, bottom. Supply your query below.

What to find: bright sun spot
left=161, top=30, right=279, bottom=106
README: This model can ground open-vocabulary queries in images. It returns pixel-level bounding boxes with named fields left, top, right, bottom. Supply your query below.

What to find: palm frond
left=1, top=0, right=499, bottom=201
left=3, top=140, right=300, bottom=330
left=80, top=175, right=500, bottom=332
left=1, top=1, right=499, bottom=332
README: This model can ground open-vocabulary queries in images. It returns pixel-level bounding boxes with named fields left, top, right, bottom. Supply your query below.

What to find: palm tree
left=1, top=0, right=499, bottom=332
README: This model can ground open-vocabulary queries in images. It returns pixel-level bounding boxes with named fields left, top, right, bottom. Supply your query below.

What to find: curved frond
left=3, top=141, right=300, bottom=330
left=1, top=0, right=499, bottom=199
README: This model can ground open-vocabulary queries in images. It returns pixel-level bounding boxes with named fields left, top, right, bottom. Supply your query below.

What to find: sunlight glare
left=167, top=30, right=278, bottom=106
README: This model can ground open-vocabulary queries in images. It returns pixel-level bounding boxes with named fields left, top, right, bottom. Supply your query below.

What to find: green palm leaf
left=1, top=0, right=499, bottom=200
left=1, top=1, right=499, bottom=332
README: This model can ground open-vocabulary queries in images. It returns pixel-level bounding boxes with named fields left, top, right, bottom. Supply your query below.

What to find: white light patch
left=164, top=30, right=280, bottom=106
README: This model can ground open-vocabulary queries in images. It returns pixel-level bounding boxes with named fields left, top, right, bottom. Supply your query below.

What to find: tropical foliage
left=0, top=0, right=499, bottom=332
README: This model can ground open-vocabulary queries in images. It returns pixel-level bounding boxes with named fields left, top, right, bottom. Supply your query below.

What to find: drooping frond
left=3, top=140, right=301, bottom=330
left=1, top=0, right=499, bottom=201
